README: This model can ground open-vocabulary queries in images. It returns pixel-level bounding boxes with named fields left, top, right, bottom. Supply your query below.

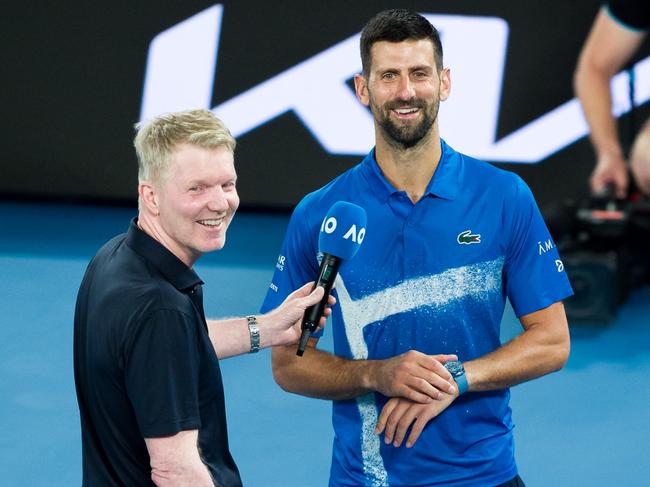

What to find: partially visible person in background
left=575, top=0, right=650, bottom=198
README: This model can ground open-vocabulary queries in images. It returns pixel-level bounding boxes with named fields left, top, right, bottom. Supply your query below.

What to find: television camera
left=547, top=188, right=650, bottom=322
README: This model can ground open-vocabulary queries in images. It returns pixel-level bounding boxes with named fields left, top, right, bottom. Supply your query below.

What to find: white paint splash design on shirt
left=334, top=258, right=504, bottom=487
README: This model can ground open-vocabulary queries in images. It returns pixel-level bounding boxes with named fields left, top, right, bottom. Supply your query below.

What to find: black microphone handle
left=303, top=254, right=341, bottom=330
left=296, top=253, right=341, bottom=356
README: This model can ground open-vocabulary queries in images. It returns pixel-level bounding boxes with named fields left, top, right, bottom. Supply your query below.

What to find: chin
left=205, top=237, right=227, bottom=252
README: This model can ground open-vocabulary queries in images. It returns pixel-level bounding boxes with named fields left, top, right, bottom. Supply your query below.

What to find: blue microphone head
left=318, top=201, right=367, bottom=260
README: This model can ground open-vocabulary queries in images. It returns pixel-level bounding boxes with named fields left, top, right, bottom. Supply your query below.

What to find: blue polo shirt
left=262, top=140, right=572, bottom=487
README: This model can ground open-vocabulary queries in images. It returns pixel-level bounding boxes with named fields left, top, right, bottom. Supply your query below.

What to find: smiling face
left=355, top=39, right=450, bottom=149
left=149, top=143, right=239, bottom=266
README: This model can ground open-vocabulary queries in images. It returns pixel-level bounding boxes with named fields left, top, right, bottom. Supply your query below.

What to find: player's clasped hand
left=375, top=391, right=457, bottom=448
left=368, top=351, right=458, bottom=403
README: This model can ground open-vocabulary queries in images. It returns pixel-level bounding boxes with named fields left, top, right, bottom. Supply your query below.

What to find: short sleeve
left=502, top=177, right=573, bottom=317
left=606, top=0, right=650, bottom=31
left=260, top=201, right=319, bottom=314
left=124, top=309, right=202, bottom=437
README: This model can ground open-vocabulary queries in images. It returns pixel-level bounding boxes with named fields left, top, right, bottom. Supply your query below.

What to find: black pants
left=496, top=474, right=526, bottom=487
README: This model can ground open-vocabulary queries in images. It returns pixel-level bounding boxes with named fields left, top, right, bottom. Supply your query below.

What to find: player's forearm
left=464, top=329, right=567, bottom=391
left=272, top=343, right=375, bottom=400
left=464, top=303, right=570, bottom=391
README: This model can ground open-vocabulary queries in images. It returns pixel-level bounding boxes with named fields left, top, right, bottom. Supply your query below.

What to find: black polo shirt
left=607, top=0, right=650, bottom=31
left=74, top=219, right=242, bottom=487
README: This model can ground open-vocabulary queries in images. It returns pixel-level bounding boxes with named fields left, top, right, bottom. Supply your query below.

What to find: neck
left=374, top=125, right=442, bottom=204
left=137, top=213, right=197, bottom=268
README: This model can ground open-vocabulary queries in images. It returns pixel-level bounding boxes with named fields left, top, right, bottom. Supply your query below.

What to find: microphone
left=297, top=201, right=367, bottom=356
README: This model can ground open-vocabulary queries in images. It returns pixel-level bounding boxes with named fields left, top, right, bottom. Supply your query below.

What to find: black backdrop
left=2, top=1, right=649, bottom=209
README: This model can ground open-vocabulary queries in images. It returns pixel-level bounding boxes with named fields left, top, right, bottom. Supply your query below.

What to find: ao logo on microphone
left=321, top=216, right=366, bottom=244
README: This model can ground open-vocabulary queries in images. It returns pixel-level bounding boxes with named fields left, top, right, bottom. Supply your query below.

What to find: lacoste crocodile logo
left=457, top=230, right=481, bottom=244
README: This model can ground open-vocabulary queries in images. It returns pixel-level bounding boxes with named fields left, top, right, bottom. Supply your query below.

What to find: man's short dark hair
left=360, top=9, right=443, bottom=75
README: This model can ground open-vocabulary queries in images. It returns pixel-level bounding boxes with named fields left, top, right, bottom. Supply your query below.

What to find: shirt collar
left=125, top=218, right=203, bottom=292
left=361, top=139, right=461, bottom=202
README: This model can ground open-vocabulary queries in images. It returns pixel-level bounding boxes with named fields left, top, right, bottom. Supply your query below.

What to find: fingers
left=428, top=369, right=456, bottom=396
left=615, top=176, right=629, bottom=199
left=591, top=161, right=629, bottom=198
left=608, top=173, right=628, bottom=198
left=430, top=354, right=458, bottom=363
left=590, top=176, right=604, bottom=194
left=316, top=295, right=336, bottom=329
left=375, top=398, right=399, bottom=435
left=296, top=284, right=326, bottom=310
left=405, top=414, right=430, bottom=448
left=306, top=285, right=325, bottom=303
left=377, top=397, right=452, bottom=449
left=317, top=309, right=330, bottom=326
left=401, top=377, right=442, bottom=402
left=403, top=392, right=457, bottom=448
left=415, top=353, right=453, bottom=380
left=381, top=401, right=413, bottom=446
left=390, top=407, right=419, bottom=447
left=293, top=281, right=317, bottom=296
left=377, top=351, right=457, bottom=402
left=400, top=387, right=434, bottom=404
left=411, top=354, right=456, bottom=395
left=291, top=282, right=337, bottom=308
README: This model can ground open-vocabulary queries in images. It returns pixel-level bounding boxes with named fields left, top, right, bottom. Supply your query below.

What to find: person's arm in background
left=208, top=283, right=334, bottom=359
left=574, top=6, right=646, bottom=197
left=630, top=118, right=650, bottom=194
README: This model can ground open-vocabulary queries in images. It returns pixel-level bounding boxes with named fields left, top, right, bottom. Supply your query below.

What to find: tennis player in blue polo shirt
left=262, top=9, right=572, bottom=487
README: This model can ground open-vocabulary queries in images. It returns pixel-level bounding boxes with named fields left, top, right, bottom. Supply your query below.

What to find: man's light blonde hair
left=134, top=109, right=236, bottom=185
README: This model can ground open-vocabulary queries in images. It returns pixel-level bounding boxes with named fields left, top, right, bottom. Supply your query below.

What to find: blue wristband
left=455, top=372, right=469, bottom=395
left=444, top=360, right=469, bottom=395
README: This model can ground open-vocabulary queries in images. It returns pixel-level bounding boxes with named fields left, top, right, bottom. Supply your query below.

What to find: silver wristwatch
left=246, top=315, right=260, bottom=353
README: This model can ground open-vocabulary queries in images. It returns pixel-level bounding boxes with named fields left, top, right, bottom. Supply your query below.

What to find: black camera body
left=548, top=193, right=650, bottom=322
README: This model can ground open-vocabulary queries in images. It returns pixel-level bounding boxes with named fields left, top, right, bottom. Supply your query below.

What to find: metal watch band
left=246, top=315, right=260, bottom=353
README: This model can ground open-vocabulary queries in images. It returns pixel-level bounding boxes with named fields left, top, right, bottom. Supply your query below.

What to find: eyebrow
left=409, top=65, right=434, bottom=72
left=186, top=176, right=237, bottom=186
left=375, top=64, right=434, bottom=74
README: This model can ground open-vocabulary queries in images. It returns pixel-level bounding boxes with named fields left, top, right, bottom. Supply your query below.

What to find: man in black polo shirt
left=575, top=0, right=650, bottom=197
left=73, top=109, right=333, bottom=486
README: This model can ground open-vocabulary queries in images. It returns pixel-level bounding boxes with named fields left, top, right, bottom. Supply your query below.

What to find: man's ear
left=138, top=181, right=159, bottom=216
left=439, top=68, right=451, bottom=102
left=354, top=73, right=370, bottom=106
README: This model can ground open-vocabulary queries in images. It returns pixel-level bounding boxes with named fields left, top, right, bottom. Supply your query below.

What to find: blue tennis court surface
left=1, top=201, right=648, bottom=486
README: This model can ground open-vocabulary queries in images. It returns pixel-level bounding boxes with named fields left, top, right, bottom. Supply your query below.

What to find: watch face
left=445, top=360, right=464, bottom=377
